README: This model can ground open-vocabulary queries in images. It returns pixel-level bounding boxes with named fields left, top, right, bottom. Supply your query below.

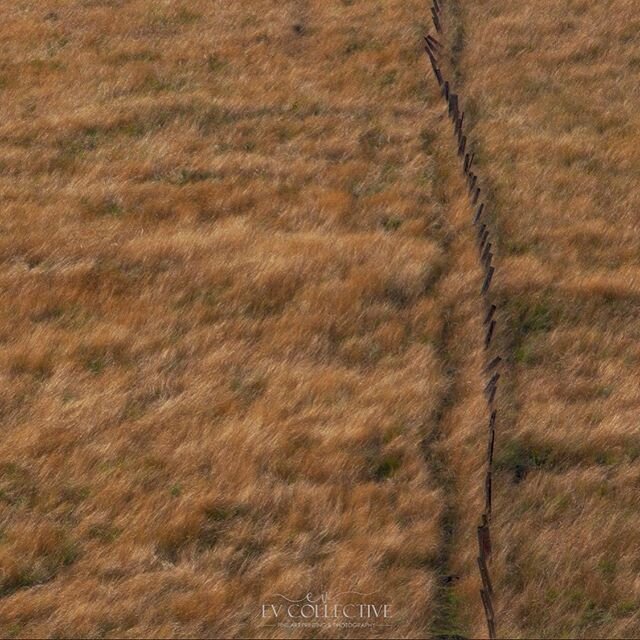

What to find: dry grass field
left=440, top=0, right=640, bottom=637
left=2, top=0, right=637, bottom=638
left=0, top=1, right=492, bottom=638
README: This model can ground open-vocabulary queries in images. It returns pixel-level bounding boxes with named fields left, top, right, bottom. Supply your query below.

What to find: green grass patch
left=0, top=463, right=38, bottom=507
left=206, top=53, right=227, bottom=73
left=495, top=438, right=552, bottom=482
left=359, top=127, right=387, bottom=154
left=381, top=216, right=403, bottom=232
left=519, top=302, right=553, bottom=334
left=372, top=454, right=402, bottom=481
left=429, top=582, right=469, bottom=640
left=176, top=8, right=201, bottom=24
left=419, top=127, right=436, bottom=153
left=510, top=298, right=556, bottom=366
left=31, top=304, right=65, bottom=324
left=380, top=70, right=397, bottom=87
left=88, top=523, right=121, bottom=543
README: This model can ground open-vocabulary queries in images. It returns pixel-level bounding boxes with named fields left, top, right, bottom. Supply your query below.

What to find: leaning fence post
left=480, top=589, right=497, bottom=639
left=481, top=241, right=492, bottom=263
left=485, top=470, right=493, bottom=513
left=480, top=228, right=490, bottom=253
left=484, top=304, right=496, bottom=325
left=477, top=521, right=491, bottom=558
left=481, top=266, right=494, bottom=294
left=484, top=372, right=500, bottom=397
left=424, top=47, right=443, bottom=86
left=487, top=421, right=495, bottom=466
left=477, top=555, right=493, bottom=595
left=432, top=9, right=442, bottom=33
left=458, top=135, right=467, bottom=157
left=484, top=250, right=493, bottom=271
left=484, top=319, right=496, bottom=349
left=426, top=35, right=441, bottom=50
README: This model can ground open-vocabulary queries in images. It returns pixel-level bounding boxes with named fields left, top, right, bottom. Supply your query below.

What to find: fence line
left=425, top=2, right=502, bottom=637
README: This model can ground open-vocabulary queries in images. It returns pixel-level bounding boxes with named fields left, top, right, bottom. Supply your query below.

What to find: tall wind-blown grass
left=455, top=0, right=640, bottom=637
left=0, top=1, right=492, bottom=637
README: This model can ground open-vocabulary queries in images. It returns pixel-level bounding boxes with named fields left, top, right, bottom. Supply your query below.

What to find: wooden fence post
left=432, top=9, right=442, bottom=33
left=477, top=519, right=492, bottom=557
left=487, top=422, right=495, bottom=466
left=481, top=266, right=495, bottom=294
left=458, top=135, right=467, bottom=156
left=477, top=555, right=494, bottom=595
left=485, top=319, right=496, bottom=349
left=484, top=304, right=496, bottom=325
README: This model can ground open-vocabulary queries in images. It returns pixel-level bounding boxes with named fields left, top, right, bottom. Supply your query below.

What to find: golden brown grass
left=440, top=0, right=640, bottom=637
left=0, top=1, right=494, bottom=637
